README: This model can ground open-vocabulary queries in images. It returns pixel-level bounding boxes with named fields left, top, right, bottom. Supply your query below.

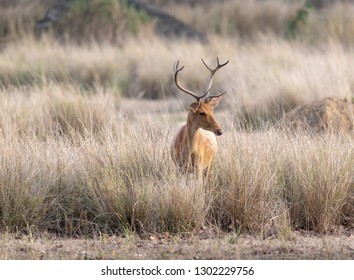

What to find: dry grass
left=0, top=84, right=353, bottom=238
left=1, top=35, right=354, bottom=123
left=214, top=130, right=354, bottom=235
left=0, top=11, right=354, bottom=258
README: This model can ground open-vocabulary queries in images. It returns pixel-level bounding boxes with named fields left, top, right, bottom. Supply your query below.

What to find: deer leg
left=203, top=161, right=213, bottom=191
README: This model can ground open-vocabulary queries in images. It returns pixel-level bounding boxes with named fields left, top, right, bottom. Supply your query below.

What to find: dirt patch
left=280, top=97, right=354, bottom=133
left=1, top=232, right=353, bottom=260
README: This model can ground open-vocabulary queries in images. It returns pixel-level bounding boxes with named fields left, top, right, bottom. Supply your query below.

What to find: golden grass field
left=0, top=0, right=353, bottom=259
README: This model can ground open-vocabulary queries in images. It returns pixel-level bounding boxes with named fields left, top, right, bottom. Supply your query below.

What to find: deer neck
left=186, top=114, right=200, bottom=148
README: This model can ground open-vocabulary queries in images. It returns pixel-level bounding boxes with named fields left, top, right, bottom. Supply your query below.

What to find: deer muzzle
left=215, top=128, right=223, bottom=136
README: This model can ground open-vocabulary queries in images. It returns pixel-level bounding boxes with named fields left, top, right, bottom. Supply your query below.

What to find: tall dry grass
left=1, top=35, right=354, bottom=124
left=0, top=84, right=353, bottom=237
left=213, top=130, right=354, bottom=235
left=0, top=26, right=353, bottom=237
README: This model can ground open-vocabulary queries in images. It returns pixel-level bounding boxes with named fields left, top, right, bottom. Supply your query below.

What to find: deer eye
left=199, top=112, right=206, bottom=116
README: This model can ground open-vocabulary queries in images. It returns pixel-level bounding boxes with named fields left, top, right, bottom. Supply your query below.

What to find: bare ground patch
left=1, top=232, right=353, bottom=260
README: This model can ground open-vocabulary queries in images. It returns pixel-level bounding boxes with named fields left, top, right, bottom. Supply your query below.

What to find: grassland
left=0, top=0, right=353, bottom=259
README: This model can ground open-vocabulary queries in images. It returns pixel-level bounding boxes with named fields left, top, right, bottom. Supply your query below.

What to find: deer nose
left=216, top=128, right=223, bottom=136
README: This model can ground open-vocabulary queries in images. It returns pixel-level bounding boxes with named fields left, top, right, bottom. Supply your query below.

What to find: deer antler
left=174, top=61, right=209, bottom=102
left=174, top=58, right=229, bottom=101
left=201, top=57, right=229, bottom=99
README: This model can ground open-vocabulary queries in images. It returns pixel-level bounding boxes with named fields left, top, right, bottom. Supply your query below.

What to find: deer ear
left=206, top=96, right=222, bottom=109
left=189, top=102, right=200, bottom=113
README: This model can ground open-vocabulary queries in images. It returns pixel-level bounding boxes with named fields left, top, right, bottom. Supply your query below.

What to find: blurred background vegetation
left=2, top=0, right=354, bottom=44
left=2, top=0, right=354, bottom=123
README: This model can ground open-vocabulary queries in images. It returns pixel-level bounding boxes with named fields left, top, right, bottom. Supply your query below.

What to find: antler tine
left=174, top=60, right=203, bottom=101
left=206, top=90, right=227, bottom=100
left=201, top=57, right=229, bottom=99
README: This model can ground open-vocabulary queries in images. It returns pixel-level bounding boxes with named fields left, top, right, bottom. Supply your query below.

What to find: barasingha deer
left=171, top=57, right=229, bottom=178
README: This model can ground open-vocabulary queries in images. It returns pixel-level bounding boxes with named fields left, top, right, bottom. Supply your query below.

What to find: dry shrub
left=280, top=97, right=354, bottom=133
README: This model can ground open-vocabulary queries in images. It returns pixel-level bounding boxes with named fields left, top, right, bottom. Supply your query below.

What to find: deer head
left=174, top=57, right=229, bottom=136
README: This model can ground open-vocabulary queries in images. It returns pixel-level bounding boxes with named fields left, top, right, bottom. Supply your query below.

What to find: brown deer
left=171, top=57, right=229, bottom=178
